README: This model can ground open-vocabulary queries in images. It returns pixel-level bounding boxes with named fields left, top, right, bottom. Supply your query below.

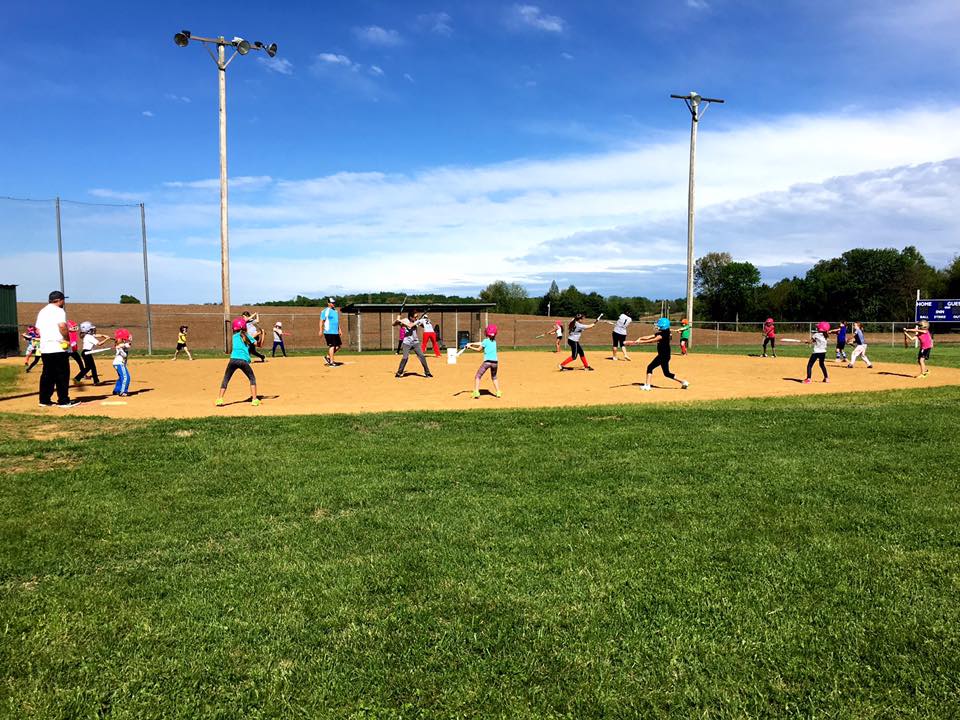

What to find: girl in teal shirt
left=464, top=324, right=502, bottom=399
left=216, top=318, right=261, bottom=406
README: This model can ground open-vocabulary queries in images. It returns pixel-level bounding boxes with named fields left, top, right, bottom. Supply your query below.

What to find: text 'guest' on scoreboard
left=916, top=299, right=960, bottom=322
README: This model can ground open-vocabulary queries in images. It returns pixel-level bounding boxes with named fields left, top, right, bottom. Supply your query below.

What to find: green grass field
left=2, top=386, right=959, bottom=718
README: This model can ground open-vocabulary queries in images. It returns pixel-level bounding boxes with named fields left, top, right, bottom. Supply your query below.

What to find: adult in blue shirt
left=319, top=297, right=342, bottom=367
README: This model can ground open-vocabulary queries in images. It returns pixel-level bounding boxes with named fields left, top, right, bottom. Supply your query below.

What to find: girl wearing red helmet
left=463, top=324, right=502, bottom=399
left=217, top=318, right=261, bottom=406
left=112, top=328, right=133, bottom=396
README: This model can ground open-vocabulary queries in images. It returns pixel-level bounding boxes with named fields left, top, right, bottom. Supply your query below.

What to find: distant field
left=2, top=387, right=959, bottom=717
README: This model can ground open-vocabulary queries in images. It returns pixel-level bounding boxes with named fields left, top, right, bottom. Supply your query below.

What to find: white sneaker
left=681, top=381, right=689, bottom=389
left=641, top=384, right=652, bottom=391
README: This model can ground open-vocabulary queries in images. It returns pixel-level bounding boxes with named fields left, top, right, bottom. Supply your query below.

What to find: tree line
left=695, top=247, right=960, bottom=321
left=260, top=246, right=959, bottom=322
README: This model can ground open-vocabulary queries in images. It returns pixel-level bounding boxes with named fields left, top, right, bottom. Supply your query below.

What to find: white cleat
left=641, top=384, right=652, bottom=391
left=681, top=381, right=689, bottom=389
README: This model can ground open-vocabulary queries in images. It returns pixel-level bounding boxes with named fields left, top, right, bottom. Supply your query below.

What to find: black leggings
left=272, top=341, right=286, bottom=357
left=567, top=339, right=585, bottom=359
left=221, top=359, right=257, bottom=389
left=647, top=353, right=675, bottom=378
left=249, top=344, right=266, bottom=361
left=78, top=353, right=99, bottom=382
left=806, top=352, right=827, bottom=379
left=763, top=337, right=775, bottom=352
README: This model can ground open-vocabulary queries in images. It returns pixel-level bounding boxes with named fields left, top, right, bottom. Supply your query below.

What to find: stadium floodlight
left=173, top=29, right=278, bottom=346
left=670, top=90, right=725, bottom=349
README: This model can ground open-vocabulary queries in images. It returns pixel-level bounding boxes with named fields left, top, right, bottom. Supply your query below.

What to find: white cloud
left=510, top=5, right=566, bottom=33
left=403, top=73, right=415, bottom=83
left=417, top=12, right=453, bottom=36
left=88, top=189, right=144, bottom=202
left=164, top=93, right=191, bottom=103
left=560, top=52, right=574, bottom=60
left=316, top=53, right=355, bottom=67
left=9, top=106, right=960, bottom=301
left=163, top=176, right=273, bottom=190
left=353, top=25, right=403, bottom=46
left=141, top=110, right=154, bottom=117
left=311, top=53, right=386, bottom=100
left=257, top=56, right=294, bottom=75
left=687, top=0, right=709, bottom=9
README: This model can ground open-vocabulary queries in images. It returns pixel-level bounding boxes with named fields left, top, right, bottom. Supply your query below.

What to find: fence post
left=514, top=317, right=517, bottom=349
left=890, top=321, right=894, bottom=347
left=716, top=321, right=719, bottom=348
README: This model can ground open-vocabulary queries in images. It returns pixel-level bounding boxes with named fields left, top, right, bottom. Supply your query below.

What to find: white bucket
left=447, top=348, right=458, bottom=364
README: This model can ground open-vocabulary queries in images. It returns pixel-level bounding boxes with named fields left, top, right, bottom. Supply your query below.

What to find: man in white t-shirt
left=35, top=290, right=78, bottom=407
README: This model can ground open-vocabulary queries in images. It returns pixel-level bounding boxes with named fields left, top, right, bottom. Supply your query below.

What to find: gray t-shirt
left=613, top=314, right=631, bottom=336
left=811, top=331, right=827, bottom=353
left=567, top=322, right=588, bottom=342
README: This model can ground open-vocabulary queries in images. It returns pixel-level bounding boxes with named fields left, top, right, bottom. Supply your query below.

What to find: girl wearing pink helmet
left=463, top=324, right=502, bottom=399
left=803, top=321, right=839, bottom=384
left=216, top=317, right=261, bottom=406
left=761, top=317, right=776, bottom=357
left=112, top=328, right=133, bottom=396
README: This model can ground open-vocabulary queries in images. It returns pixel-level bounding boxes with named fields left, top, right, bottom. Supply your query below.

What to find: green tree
left=479, top=281, right=530, bottom=314
left=119, top=294, right=140, bottom=304
left=694, top=253, right=760, bottom=319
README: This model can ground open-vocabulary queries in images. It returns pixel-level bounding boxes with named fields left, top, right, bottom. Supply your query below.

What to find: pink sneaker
left=802, top=378, right=811, bottom=384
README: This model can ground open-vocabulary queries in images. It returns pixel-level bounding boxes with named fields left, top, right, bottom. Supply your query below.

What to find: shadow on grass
left=877, top=371, right=916, bottom=378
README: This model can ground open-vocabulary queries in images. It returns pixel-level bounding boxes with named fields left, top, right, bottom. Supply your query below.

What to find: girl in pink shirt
left=903, top=321, right=933, bottom=378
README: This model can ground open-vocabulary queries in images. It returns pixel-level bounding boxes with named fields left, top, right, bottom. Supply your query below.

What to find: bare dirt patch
left=1, top=352, right=958, bottom=419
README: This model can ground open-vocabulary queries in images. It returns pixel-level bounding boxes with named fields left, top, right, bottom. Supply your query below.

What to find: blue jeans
left=113, top=363, right=130, bottom=394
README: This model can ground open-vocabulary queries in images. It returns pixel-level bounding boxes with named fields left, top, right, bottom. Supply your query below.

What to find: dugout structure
left=0, top=284, right=18, bottom=358
left=341, top=303, right=496, bottom=352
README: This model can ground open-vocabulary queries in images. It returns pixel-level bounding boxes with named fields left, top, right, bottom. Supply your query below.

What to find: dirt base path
left=2, top=351, right=956, bottom=418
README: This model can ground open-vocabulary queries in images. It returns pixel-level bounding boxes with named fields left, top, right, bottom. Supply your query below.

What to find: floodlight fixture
left=174, top=30, right=191, bottom=47
left=233, top=37, right=251, bottom=55
left=266, top=42, right=278, bottom=57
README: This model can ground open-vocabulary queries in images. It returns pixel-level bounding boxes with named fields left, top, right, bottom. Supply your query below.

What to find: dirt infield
left=3, top=350, right=957, bottom=419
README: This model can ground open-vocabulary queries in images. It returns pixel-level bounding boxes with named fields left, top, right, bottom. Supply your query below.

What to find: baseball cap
left=327, top=297, right=336, bottom=304
left=48, top=290, right=66, bottom=302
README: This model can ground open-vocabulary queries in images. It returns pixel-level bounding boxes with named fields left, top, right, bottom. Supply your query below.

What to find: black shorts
left=612, top=332, right=626, bottom=348
left=176, top=343, right=186, bottom=350
left=324, top=333, right=342, bottom=348
left=836, top=340, right=846, bottom=350
left=918, top=348, right=931, bottom=360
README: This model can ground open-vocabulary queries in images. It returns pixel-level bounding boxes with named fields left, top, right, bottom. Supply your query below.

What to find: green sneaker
left=215, top=398, right=223, bottom=406
left=252, top=398, right=261, bottom=406
left=472, top=390, right=480, bottom=399
left=495, top=391, right=502, bottom=398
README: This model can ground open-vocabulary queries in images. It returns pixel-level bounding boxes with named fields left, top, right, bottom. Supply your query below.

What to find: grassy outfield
left=2, top=389, right=960, bottom=718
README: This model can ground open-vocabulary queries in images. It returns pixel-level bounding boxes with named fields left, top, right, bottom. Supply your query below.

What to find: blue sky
left=2, top=0, right=959, bottom=303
